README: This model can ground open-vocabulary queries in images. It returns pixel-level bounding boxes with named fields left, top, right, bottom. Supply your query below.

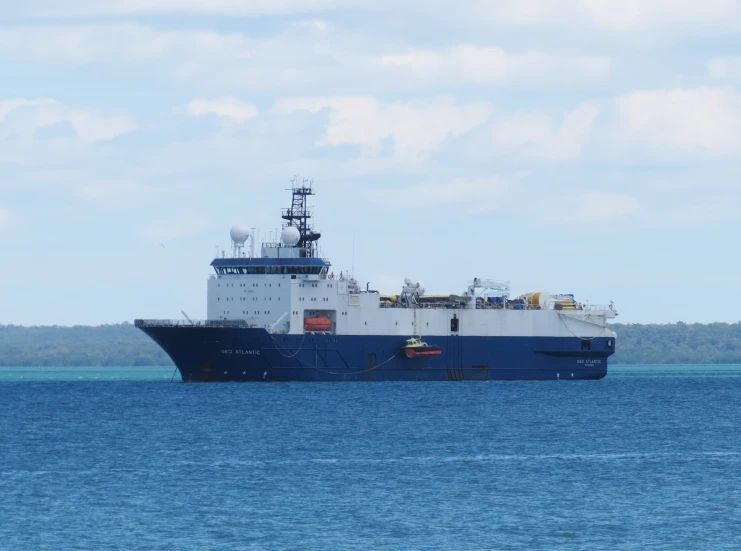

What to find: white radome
left=230, top=225, right=250, bottom=244
left=281, top=226, right=301, bottom=246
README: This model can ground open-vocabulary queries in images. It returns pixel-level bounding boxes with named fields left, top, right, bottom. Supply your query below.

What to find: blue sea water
left=1, top=366, right=740, bottom=550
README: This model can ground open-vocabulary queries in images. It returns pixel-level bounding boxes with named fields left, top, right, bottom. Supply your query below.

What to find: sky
left=1, top=0, right=740, bottom=326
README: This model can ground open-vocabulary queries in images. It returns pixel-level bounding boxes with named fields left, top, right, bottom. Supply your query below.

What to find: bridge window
left=215, top=264, right=323, bottom=276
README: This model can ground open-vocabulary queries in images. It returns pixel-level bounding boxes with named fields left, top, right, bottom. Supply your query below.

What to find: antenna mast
left=281, top=175, right=321, bottom=257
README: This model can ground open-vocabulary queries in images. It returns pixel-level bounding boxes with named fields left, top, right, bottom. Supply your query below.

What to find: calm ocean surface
left=1, top=365, right=740, bottom=550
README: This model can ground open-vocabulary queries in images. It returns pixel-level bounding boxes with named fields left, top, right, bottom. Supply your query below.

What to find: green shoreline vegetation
left=1, top=322, right=740, bottom=367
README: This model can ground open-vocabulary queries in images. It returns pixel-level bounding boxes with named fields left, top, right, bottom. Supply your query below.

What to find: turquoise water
left=2, top=364, right=741, bottom=381
left=1, top=366, right=740, bottom=550
left=0, top=366, right=176, bottom=381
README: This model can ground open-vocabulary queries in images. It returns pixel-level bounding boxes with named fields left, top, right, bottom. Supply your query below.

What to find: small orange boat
left=403, top=337, right=442, bottom=359
left=304, top=315, right=331, bottom=332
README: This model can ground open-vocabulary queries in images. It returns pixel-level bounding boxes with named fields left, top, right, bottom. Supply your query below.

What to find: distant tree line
left=610, top=322, right=741, bottom=364
left=0, top=322, right=172, bottom=367
left=1, top=321, right=740, bottom=366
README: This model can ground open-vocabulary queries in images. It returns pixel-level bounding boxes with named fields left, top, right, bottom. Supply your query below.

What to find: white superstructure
left=206, top=182, right=617, bottom=342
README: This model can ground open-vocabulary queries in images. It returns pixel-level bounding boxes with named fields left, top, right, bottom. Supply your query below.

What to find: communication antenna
left=250, top=227, right=256, bottom=258
left=281, top=175, right=321, bottom=257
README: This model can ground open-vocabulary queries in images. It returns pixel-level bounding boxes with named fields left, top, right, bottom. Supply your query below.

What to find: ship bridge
left=211, top=257, right=329, bottom=276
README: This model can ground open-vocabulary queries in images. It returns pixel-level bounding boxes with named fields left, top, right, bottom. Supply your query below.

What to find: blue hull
left=137, top=324, right=613, bottom=382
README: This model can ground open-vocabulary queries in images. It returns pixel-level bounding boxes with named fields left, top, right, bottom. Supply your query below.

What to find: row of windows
left=216, top=266, right=323, bottom=275
left=242, top=311, right=271, bottom=315
left=222, top=281, right=328, bottom=289
left=276, top=311, right=417, bottom=325
left=220, top=283, right=279, bottom=288
left=219, top=297, right=279, bottom=301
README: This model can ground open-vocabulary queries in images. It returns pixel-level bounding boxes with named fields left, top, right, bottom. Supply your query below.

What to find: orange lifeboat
left=304, top=315, right=331, bottom=332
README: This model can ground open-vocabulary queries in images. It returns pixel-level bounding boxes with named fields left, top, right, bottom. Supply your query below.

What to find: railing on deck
left=134, top=319, right=251, bottom=328
left=582, top=304, right=615, bottom=313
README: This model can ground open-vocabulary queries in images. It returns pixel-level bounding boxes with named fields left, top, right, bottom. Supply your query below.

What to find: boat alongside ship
left=136, top=179, right=617, bottom=382
left=402, top=337, right=442, bottom=359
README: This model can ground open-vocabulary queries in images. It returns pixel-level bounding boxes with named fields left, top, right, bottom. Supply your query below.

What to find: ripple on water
left=0, top=373, right=740, bottom=550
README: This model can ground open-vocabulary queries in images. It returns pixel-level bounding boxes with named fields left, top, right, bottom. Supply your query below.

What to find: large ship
left=136, top=179, right=618, bottom=382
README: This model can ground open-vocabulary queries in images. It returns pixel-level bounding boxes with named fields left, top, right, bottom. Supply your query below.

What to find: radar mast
left=281, top=176, right=321, bottom=257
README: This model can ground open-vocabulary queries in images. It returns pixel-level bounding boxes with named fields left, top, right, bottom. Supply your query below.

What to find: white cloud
left=14, top=0, right=741, bottom=35
left=0, top=24, right=351, bottom=92
left=368, top=178, right=507, bottom=208
left=19, top=0, right=356, bottom=17
left=686, top=197, right=741, bottom=222
left=0, top=24, right=253, bottom=64
left=0, top=98, right=135, bottom=144
left=572, top=191, right=638, bottom=220
left=707, top=57, right=741, bottom=81
left=378, top=45, right=611, bottom=85
left=471, top=0, right=741, bottom=33
left=577, top=0, right=740, bottom=32
left=616, top=89, right=741, bottom=156
left=186, top=98, right=258, bottom=123
left=275, top=96, right=493, bottom=160
left=293, top=19, right=333, bottom=35
left=490, top=102, right=598, bottom=161
left=0, top=24, right=610, bottom=93
left=540, top=191, right=638, bottom=223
